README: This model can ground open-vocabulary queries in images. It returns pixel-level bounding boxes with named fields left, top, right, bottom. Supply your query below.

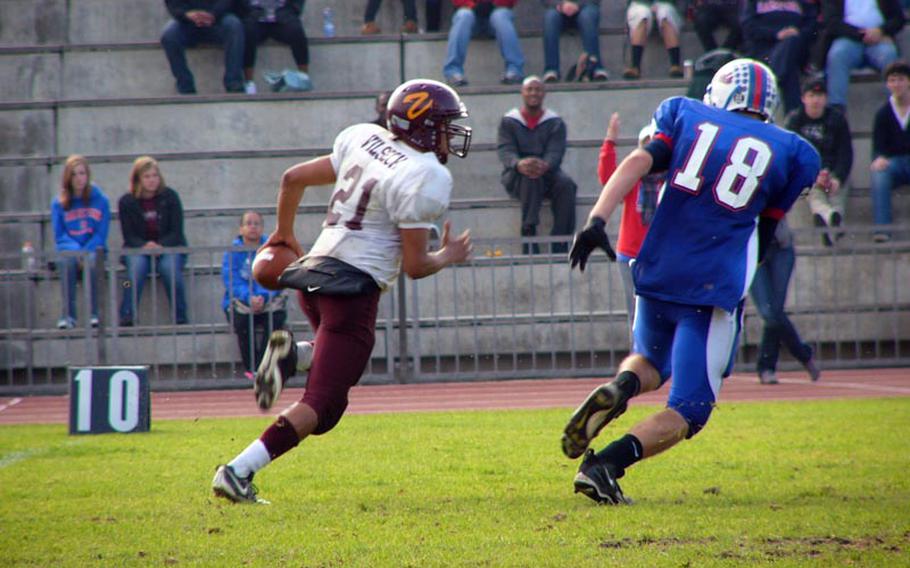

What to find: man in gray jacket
left=498, top=76, right=577, bottom=254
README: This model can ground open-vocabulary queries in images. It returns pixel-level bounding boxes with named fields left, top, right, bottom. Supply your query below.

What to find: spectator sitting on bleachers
left=361, top=0, right=423, bottom=34
left=597, top=113, right=661, bottom=340
left=541, top=0, right=608, bottom=83
left=236, top=0, right=309, bottom=95
left=871, top=60, right=910, bottom=243
left=371, top=90, right=392, bottom=127
left=160, top=0, right=245, bottom=94
left=741, top=0, right=817, bottom=113
left=222, top=210, right=288, bottom=379
left=622, top=0, right=684, bottom=79
left=118, top=156, right=190, bottom=326
left=821, top=0, right=905, bottom=113
left=50, top=155, right=111, bottom=330
left=784, top=76, right=853, bottom=247
left=498, top=76, right=576, bottom=254
left=443, top=0, right=525, bottom=86
left=686, top=0, right=742, bottom=54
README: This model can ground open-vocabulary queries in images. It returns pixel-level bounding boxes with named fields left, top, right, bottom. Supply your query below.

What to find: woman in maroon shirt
left=117, top=156, right=189, bottom=326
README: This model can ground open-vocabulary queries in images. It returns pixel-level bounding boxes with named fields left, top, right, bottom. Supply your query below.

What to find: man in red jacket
left=597, top=112, right=664, bottom=338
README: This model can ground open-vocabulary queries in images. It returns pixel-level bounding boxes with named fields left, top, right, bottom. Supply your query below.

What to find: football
left=252, top=244, right=298, bottom=291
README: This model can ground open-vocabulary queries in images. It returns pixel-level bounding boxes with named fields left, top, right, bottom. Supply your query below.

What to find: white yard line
left=0, top=449, right=38, bottom=469
left=0, top=397, right=23, bottom=413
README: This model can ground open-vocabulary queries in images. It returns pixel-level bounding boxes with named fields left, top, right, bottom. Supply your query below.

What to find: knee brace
left=626, top=2, right=652, bottom=32
left=668, top=398, right=715, bottom=438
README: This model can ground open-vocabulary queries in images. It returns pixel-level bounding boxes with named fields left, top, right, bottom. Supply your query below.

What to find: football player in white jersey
left=212, top=79, right=473, bottom=504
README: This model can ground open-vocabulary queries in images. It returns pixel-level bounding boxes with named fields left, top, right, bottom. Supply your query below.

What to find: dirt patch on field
left=598, top=534, right=905, bottom=560
left=599, top=536, right=718, bottom=549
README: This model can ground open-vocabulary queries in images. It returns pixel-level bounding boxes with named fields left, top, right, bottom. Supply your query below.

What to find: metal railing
left=2, top=229, right=909, bottom=395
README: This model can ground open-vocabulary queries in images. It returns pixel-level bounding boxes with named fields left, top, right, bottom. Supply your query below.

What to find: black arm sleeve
left=643, top=137, right=672, bottom=173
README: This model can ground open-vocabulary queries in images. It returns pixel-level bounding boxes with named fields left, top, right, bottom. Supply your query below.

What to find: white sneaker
left=56, top=317, right=75, bottom=329
left=244, top=81, right=257, bottom=95
left=254, top=330, right=295, bottom=411
left=759, top=370, right=778, bottom=385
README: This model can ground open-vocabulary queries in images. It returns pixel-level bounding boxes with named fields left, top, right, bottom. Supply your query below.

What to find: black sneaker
left=211, top=464, right=268, bottom=504
left=830, top=211, right=844, bottom=242
left=562, top=382, right=630, bottom=459
left=814, top=213, right=833, bottom=247
left=254, top=330, right=297, bottom=411
left=574, top=450, right=632, bottom=505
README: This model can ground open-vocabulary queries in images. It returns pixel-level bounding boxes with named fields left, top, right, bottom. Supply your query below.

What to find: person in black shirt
left=118, top=156, right=190, bottom=325
left=871, top=60, right=910, bottom=242
left=784, top=76, right=853, bottom=246
left=160, top=0, right=245, bottom=94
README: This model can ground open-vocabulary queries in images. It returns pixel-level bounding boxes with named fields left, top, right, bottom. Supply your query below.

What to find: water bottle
left=322, top=7, right=336, bottom=38
left=21, top=241, right=37, bottom=277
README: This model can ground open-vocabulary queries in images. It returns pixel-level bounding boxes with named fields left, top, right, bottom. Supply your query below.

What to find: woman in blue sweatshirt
left=50, top=155, right=111, bottom=329
left=222, top=211, right=287, bottom=377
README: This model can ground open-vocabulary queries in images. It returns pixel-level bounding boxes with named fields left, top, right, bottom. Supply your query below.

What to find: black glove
left=569, top=216, right=616, bottom=271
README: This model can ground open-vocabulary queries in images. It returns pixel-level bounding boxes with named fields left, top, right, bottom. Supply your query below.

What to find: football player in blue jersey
left=561, top=58, right=821, bottom=504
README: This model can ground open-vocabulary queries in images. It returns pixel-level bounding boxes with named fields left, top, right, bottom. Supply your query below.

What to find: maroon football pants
left=297, top=288, right=380, bottom=435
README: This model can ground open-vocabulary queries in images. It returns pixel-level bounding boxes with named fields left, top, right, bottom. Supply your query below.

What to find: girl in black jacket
left=118, top=156, right=190, bottom=326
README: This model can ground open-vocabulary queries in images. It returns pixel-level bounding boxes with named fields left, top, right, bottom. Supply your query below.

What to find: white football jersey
left=304, top=123, right=453, bottom=290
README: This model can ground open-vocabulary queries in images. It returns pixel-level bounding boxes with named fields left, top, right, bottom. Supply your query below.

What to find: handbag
left=278, top=256, right=379, bottom=296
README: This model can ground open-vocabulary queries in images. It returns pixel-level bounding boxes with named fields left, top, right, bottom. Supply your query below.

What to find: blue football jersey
left=632, top=96, right=820, bottom=312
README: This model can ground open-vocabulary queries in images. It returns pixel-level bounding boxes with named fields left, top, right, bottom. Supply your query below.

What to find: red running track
left=1, top=368, right=909, bottom=426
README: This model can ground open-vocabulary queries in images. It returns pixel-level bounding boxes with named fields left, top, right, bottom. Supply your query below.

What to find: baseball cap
left=802, top=76, right=827, bottom=95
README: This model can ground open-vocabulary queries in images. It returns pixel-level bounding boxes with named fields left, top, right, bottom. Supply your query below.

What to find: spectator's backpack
left=264, top=69, right=313, bottom=92
left=685, top=48, right=738, bottom=100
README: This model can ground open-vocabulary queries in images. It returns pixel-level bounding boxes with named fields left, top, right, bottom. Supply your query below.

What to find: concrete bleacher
left=2, top=0, right=910, bottom=384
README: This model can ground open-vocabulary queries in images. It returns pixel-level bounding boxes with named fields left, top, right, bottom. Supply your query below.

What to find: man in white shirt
left=823, top=0, right=906, bottom=111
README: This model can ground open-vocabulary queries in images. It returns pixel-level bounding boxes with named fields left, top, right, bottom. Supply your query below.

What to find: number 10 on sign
left=69, top=367, right=150, bottom=434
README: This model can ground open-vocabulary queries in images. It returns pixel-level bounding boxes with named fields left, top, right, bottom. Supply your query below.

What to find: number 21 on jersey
left=671, top=122, right=772, bottom=210
left=326, top=164, right=377, bottom=230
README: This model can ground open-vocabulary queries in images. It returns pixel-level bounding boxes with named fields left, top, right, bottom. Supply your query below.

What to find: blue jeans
left=59, top=253, right=98, bottom=321
left=871, top=155, right=910, bottom=229
left=160, top=14, right=245, bottom=93
left=542, top=5, right=603, bottom=74
left=119, top=253, right=188, bottom=324
left=443, top=7, right=524, bottom=79
left=749, top=242, right=812, bottom=373
left=826, top=37, right=898, bottom=108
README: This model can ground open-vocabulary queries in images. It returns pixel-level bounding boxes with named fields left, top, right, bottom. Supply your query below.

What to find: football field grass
left=1, top=398, right=909, bottom=566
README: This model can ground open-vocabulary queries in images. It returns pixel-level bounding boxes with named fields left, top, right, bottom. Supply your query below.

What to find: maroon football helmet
left=386, top=79, right=472, bottom=164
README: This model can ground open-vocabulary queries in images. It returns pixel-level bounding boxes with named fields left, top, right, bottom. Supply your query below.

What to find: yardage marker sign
left=68, top=366, right=150, bottom=435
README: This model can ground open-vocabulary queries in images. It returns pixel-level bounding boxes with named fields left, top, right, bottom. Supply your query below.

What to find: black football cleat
left=573, top=450, right=632, bottom=505
left=561, top=382, right=629, bottom=459
left=254, top=330, right=297, bottom=411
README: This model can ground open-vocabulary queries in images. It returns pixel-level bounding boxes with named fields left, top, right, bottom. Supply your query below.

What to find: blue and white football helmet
left=703, top=58, right=779, bottom=122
